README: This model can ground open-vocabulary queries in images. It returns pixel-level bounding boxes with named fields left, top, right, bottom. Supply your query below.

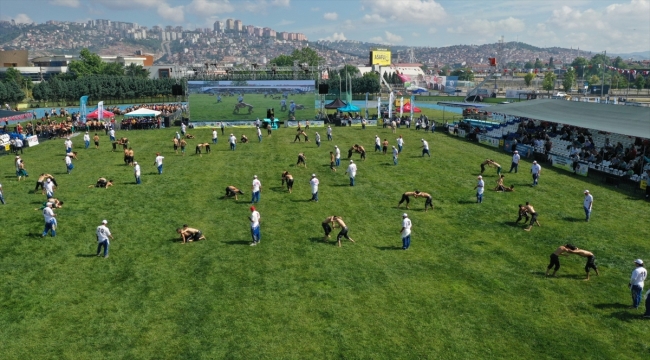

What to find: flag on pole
left=80, top=95, right=89, bottom=122
left=410, top=94, right=414, bottom=121
left=399, top=97, right=404, bottom=118
left=377, top=96, right=381, bottom=120
left=388, top=92, right=394, bottom=120
left=97, top=101, right=104, bottom=121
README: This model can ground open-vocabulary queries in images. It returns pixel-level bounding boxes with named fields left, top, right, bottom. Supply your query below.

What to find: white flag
left=377, top=96, right=381, bottom=119
left=388, top=92, right=394, bottom=120
left=97, top=101, right=104, bottom=121
left=399, top=97, right=404, bottom=118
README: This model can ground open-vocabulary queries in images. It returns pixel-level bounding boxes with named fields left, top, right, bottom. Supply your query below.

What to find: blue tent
left=338, top=104, right=360, bottom=112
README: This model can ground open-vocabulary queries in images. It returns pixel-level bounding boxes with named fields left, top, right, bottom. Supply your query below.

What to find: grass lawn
left=0, top=125, right=649, bottom=359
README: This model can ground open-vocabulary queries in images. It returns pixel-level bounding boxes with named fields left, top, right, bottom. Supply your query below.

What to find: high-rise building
left=246, top=25, right=255, bottom=35
left=226, top=19, right=235, bottom=31
left=213, top=21, right=224, bottom=33
left=234, top=20, right=243, bottom=32
left=263, top=27, right=276, bottom=38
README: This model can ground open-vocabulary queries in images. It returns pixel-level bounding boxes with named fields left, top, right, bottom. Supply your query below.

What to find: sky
left=2, top=0, right=649, bottom=54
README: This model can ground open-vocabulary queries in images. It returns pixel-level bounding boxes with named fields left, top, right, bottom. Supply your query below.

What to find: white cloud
left=341, top=20, right=355, bottom=30
left=447, top=17, right=525, bottom=35
left=158, top=3, right=185, bottom=23
left=49, top=0, right=80, bottom=7
left=323, top=12, right=338, bottom=21
left=311, top=7, right=320, bottom=11
left=411, top=32, right=420, bottom=37
left=369, top=31, right=403, bottom=45
left=362, top=14, right=385, bottom=23
left=428, top=28, right=438, bottom=34
left=93, top=0, right=160, bottom=9
left=277, top=19, right=294, bottom=26
left=320, top=32, right=347, bottom=41
left=4, top=13, right=34, bottom=24
left=187, top=0, right=235, bottom=16
left=271, top=0, right=290, bottom=6
left=361, top=0, right=446, bottom=23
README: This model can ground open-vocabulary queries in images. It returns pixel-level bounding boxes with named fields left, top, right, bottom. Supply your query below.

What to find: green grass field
left=1, top=125, right=649, bottom=359
left=189, top=94, right=316, bottom=121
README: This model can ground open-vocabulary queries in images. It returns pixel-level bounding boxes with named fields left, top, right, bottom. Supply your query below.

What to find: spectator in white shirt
left=421, top=139, right=430, bottom=157
left=212, top=128, right=218, bottom=144
left=400, top=213, right=412, bottom=250
left=96, top=219, right=113, bottom=258
left=42, top=203, right=56, bottom=237
left=83, top=132, right=90, bottom=149
left=310, top=174, right=319, bottom=202
left=392, top=146, right=398, bottom=165
left=64, top=155, right=73, bottom=174
left=583, top=190, right=593, bottom=222
left=334, top=146, right=341, bottom=167
left=249, top=206, right=261, bottom=246
left=346, top=160, right=357, bottom=186
left=531, top=161, right=542, bottom=186
left=630, top=259, right=647, bottom=309
left=509, top=151, right=520, bottom=173
left=64, top=138, right=72, bottom=153
left=109, top=128, right=116, bottom=142
left=327, top=125, right=333, bottom=141
left=474, top=175, right=485, bottom=203
left=374, top=135, right=381, bottom=152
left=396, top=135, right=404, bottom=153
left=257, top=126, right=262, bottom=142
left=251, top=175, right=261, bottom=203
left=154, top=153, right=164, bottom=174
left=14, top=138, right=23, bottom=154
left=134, top=162, right=141, bottom=184
left=315, top=132, right=321, bottom=147
left=229, top=133, right=237, bottom=151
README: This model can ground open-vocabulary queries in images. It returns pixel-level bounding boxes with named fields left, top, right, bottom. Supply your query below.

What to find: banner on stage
left=25, top=136, right=39, bottom=147
left=478, top=135, right=499, bottom=147
left=550, top=154, right=588, bottom=176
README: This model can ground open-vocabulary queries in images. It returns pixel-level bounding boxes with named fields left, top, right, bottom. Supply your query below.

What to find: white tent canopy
left=124, top=108, right=162, bottom=117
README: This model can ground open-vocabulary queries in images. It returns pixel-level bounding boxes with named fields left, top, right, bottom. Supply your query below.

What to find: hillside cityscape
left=2, top=17, right=649, bottom=70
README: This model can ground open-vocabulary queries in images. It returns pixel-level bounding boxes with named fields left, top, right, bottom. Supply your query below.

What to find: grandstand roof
left=493, top=99, right=650, bottom=139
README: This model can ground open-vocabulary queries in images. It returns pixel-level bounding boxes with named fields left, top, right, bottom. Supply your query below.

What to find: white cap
left=478, top=175, right=482, bottom=179
left=635, top=259, right=644, bottom=265
left=584, top=190, right=590, bottom=193
left=533, top=160, right=537, bottom=164
left=102, top=219, right=108, bottom=224
left=350, top=160, right=354, bottom=163
left=46, top=203, right=52, bottom=207
left=311, top=173, right=316, bottom=177
left=421, top=139, right=424, bottom=142
left=335, top=145, right=338, bottom=148
left=134, top=161, right=138, bottom=164
left=402, top=213, right=408, bottom=217
left=253, top=175, right=257, bottom=178
left=514, top=150, right=518, bottom=153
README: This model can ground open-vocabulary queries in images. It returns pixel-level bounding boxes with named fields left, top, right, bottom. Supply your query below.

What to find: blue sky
left=2, top=0, right=649, bottom=53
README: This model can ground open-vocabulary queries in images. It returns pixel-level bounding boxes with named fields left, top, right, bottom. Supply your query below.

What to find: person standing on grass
left=42, top=203, right=57, bottom=237
left=545, top=244, right=576, bottom=277
left=65, top=138, right=72, bottom=153
left=346, top=160, right=357, bottom=186
left=523, top=202, right=541, bottom=231
left=251, top=175, right=261, bottom=204
left=93, top=133, right=100, bottom=149
left=44, top=178, right=55, bottom=199
left=64, top=155, right=73, bottom=174
left=630, top=259, right=647, bottom=310
left=383, top=139, right=389, bottom=154
left=310, top=174, right=319, bottom=202
left=172, top=137, right=179, bottom=154
left=583, top=190, right=593, bottom=222
left=334, top=216, right=355, bottom=247
left=420, top=139, right=431, bottom=157
left=400, top=213, right=412, bottom=250
left=375, top=135, right=381, bottom=152
left=154, top=153, right=164, bottom=174
left=83, top=132, right=90, bottom=149
left=0, top=182, right=5, bottom=204
left=531, top=160, right=542, bottom=186
left=281, top=171, right=294, bottom=193
left=569, top=247, right=599, bottom=280
left=392, top=146, right=398, bottom=165
left=180, top=139, right=187, bottom=156
left=96, top=219, right=113, bottom=258
left=396, top=135, right=404, bottom=153
left=329, top=152, right=337, bottom=172
left=315, top=132, right=321, bottom=147
left=327, top=125, right=333, bottom=141
left=180, top=122, right=187, bottom=136
left=509, top=150, right=520, bottom=173
left=14, top=137, right=23, bottom=154
left=133, top=162, right=141, bottom=184
left=109, top=128, right=116, bottom=142
left=17, top=159, right=28, bottom=181
left=249, top=206, right=261, bottom=246
left=335, top=146, right=341, bottom=167
left=257, top=126, right=262, bottom=142
left=474, top=175, right=484, bottom=203
left=229, top=133, right=237, bottom=151
left=212, top=128, right=218, bottom=144
left=221, top=122, right=225, bottom=135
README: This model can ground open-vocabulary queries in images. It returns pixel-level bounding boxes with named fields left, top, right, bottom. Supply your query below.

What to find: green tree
left=562, top=68, right=576, bottom=92
left=440, top=65, right=451, bottom=75
left=68, top=48, right=104, bottom=77
left=570, top=57, right=588, bottom=78
left=612, top=56, right=627, bottom=69
left=3, top=79, right=25, bottom=103
left=339, top=65, right=360, bottom=79
left=450, top=68, right=474, bottom=81
left=635, top=75, right=646, bottom=94
left=4, top=67, right=23, bottom=84
left=0, top=82, right=7, bottom=103
left=103, top=62, right=125, bottom=76
left=524, top=61, right=534, bottom=70
left=269, top=54, right=294, bottom=67
left=548, top=57, right=554, bottom=68
left=125, top=63, right=150, bottom=78
left=534, top=58, right=544, bottom=69
left=524, top=73, right=535, bottom=86
left=588, top=54, right=610, bottom=77
left=290, top=47, right=323, bottom=66
left=588, top=75, right=600, bottom=85
left=542, top=72, right=556, bottom=93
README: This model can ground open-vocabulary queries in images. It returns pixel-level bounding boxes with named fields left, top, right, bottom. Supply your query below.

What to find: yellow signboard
left=370, top=50, right=391, bottom=66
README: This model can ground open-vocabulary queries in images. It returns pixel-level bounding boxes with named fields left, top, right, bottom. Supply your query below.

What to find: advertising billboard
left=370, top=49, right=391, bottom=66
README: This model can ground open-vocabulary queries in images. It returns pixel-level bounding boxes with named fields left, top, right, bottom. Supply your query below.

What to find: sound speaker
left=163, top=117, right=170, bottom=128
left=318, top=84, right=329, bottom=95
left=172, top=84, right=183, bottom=96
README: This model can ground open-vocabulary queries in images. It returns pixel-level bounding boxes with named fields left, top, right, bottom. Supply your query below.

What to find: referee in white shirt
left=630, top=259, right=647, bottom=309
left=400, top=213, right=412, bottom=250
